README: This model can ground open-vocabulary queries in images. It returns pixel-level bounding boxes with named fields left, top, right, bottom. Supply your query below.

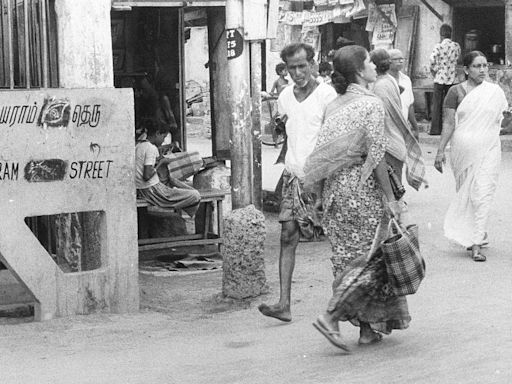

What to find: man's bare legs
left=258, top=220, right=300, bottom=322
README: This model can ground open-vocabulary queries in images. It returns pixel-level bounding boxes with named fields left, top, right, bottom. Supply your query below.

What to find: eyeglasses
left=470, top=63, right=488, bottom=69
left=391, top=58, right=405, bottom=62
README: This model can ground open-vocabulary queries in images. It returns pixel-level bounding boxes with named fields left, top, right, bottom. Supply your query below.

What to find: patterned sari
left=304, top=84, right=410, bottom=333
left=444, top=81, right=508, bottom=247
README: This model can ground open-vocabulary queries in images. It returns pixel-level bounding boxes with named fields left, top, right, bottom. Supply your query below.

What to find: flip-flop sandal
left=312, top=319, right=350, bottom=352
left=472, top=252, right=486, bottom=262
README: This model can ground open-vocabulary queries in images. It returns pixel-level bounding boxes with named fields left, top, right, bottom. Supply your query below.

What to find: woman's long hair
left=331, top=45, right=368, bottom=95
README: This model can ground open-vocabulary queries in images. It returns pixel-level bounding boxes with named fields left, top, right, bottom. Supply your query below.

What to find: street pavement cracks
left=0, top=143, right=511, bottom=384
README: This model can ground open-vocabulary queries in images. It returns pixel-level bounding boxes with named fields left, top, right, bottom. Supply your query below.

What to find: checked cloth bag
left=381, top=218, right=426, bottom=296
left=164, top=151, right=203, bottom=180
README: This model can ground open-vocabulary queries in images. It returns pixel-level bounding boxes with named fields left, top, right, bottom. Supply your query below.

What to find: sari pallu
left=444, top=81, right=508, bottom=247
left=304, top=88, right=387, bottom=189
left=373, top=75, right=428, bottom=190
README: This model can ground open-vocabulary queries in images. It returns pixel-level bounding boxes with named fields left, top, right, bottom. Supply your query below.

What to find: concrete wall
left=55, top=0, right=114, bottom=88
left=0, top=0, right=140, bottom=317
left=185, top=27, right=210, bottom=87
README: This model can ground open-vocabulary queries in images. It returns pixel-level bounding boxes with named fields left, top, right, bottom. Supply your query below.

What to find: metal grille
left=0, top=0, right=58, bottom=89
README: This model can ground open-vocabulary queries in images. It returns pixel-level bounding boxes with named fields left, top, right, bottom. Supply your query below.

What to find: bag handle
left=387, top=217, right=404, bottom=237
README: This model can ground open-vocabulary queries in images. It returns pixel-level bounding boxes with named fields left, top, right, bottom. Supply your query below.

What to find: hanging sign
left=226, top=29, right=244, bottom=60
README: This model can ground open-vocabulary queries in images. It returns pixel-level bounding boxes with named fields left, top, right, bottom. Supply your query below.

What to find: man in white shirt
left=388, top=48, right=419, bottom=140
left=258, top=43, right=337, bottom=322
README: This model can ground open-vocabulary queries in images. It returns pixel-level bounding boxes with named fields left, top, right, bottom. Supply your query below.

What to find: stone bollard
left=222, top=205, right=268, bottom=299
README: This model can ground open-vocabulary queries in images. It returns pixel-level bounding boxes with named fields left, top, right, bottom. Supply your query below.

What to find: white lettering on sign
left=226, top=28, right=243, bottom=60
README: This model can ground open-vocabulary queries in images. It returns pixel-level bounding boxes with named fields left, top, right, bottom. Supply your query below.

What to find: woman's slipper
left=472, top=252, right=486, bottom=262
left=312, top=318, right=350, bottom=352
left=358, top=332, right=383, bottom=345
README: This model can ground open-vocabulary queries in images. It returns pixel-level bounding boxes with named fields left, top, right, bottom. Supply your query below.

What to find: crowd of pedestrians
left=258, top=29, right=511, bottom=352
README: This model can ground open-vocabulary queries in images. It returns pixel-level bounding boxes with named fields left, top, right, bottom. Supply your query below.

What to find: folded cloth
left=164, top=151, right=203, bottom=180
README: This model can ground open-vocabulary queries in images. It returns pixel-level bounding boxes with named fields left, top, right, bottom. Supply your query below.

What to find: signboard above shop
left=111, top=0, right=226, bottom=8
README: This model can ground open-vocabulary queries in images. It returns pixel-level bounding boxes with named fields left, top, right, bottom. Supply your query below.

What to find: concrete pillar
left=226, top=0, right=253, bottom=209
left=55, top=0, right=113, bottom=88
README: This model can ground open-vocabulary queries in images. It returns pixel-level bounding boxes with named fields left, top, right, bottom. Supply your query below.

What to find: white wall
left=406, top=0, right=452, bottom=87
left=185, top=26, right=210, bottom=88
left=55, top=0, right=114, bottom=88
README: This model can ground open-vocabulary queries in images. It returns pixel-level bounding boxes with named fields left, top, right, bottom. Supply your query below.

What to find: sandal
left=466, top=234, right=489, bottom=251
left=312, top=317, right=350, bottom=352
left=472, top=252, right=486, bottom=262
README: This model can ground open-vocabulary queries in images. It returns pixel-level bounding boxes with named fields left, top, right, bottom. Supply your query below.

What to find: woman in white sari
left=434, top=51, right=510, bottom=261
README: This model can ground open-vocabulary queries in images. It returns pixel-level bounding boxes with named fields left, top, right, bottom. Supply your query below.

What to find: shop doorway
left=110, top=6, right=214, bottom=157
left=182, top=9, right=213, bottom=157
left=111, top=7, right=185, bottom=149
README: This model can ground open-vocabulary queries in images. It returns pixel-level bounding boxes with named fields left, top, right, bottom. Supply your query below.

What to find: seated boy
left=135, top=118, right=200, bottom=217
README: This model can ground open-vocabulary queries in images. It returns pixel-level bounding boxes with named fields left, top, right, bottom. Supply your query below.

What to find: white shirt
left=135, top=141, right=160, bottom=189
left=398, top=71, right=414, bottom=121
left=278, top=82, right=337, bottom=178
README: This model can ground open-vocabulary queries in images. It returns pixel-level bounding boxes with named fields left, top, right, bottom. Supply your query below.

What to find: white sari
left=444, top=81, right=508, bottom=247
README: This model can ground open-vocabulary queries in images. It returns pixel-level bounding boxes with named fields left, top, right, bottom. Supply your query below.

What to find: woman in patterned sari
left=304, top=46, right=410, bottom=351
left=434, top=51, right=510, bottom=261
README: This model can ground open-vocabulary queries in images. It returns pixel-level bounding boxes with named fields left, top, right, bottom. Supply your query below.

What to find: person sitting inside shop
left=135, top=118, right=200, bottom=217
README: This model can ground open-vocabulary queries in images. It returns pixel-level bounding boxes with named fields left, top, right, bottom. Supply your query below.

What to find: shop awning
left=280, top=0, right=367, bottom=26
left=440, top=0, right=505, bottom=6
left=111, top=0, right=225, bottom=8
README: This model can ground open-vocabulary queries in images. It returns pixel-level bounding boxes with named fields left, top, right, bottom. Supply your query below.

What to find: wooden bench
left=136, top=189, right=228, bottom=252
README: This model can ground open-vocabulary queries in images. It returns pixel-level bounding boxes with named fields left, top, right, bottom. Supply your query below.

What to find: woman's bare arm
left=434, top=108, right=456, bottom=173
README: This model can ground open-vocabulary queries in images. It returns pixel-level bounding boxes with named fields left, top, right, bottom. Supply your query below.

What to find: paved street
left=1, top=142, right=512, bottom=384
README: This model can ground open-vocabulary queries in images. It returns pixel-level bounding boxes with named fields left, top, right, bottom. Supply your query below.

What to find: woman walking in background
left=304, top=45, right=409, bottom=351
left=370, top=48, right=426, bottom=190
left=435, top=51, right=510, bottom=262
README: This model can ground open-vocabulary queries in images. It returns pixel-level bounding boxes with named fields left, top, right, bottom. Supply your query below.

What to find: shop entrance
left=111, top=7, right=186, bottom=149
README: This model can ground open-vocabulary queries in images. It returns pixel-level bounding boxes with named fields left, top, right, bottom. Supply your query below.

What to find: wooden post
left=207, top=7, right=231, bottom=160
left=226, top=0, right=252, bottom=209
left=506, top=0, right=512, bottom=66
left=251, top=41, right=263, bottom=211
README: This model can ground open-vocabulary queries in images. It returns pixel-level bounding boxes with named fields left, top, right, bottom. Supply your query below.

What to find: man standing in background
left=429, top=24, right=460, bottom=135
left=388, top=48, right=419, bottom=140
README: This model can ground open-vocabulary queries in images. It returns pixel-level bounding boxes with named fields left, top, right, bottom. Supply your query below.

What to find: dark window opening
left=453, top=7, right=505, bottom=65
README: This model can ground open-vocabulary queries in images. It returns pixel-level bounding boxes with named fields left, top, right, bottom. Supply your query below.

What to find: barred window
left=0, top=0, right=58, bottom=89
